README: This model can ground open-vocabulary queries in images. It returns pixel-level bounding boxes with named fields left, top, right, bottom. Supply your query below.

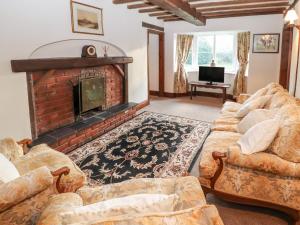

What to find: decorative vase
left=210, top=59, right=216, bottom=67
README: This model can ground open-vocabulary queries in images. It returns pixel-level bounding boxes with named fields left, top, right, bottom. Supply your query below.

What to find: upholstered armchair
left=0, top=137, right=87, bottom=225
left=37, top=176, right=224, bottom=225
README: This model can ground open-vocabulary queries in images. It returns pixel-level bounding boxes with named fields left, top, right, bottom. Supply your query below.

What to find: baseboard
left=135, top=99, right=150, bottom=111
left=150, top=91, right=233, bottom=100
left=149, top=90, right=159, bottom=96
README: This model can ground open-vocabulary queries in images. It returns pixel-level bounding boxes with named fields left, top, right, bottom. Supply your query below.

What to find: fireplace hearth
left=11, top=56, right=139, bottom=153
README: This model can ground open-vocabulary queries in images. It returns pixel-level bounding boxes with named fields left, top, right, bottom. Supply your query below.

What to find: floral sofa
left=37, top=176, right=224, bottom=225
left=198, top=83, right=300, bottom=223
left=0, top=138, right=86, bottom=225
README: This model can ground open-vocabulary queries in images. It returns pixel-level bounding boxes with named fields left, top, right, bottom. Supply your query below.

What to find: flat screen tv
left=199, top=66, right=225, bottom=84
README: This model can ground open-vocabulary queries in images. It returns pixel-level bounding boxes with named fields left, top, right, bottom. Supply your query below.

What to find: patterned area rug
left=68, top=111, right=210, bottom=185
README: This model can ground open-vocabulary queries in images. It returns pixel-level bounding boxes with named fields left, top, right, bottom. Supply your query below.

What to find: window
left=184, top=32, right=238, bottom=74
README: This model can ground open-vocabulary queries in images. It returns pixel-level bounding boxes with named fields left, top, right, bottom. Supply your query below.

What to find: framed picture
left=71, top=1, right=104, bottom=35
left=253, top=33, right=280, bottom=53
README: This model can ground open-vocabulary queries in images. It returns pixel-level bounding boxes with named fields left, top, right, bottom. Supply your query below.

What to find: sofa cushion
left=0, top=153, right=20, bottom=183
left=199, top=131, right=241, bottom=178
left=265, top=91, right=297, bottom=109
left=0, top=138, right=23, bottom=162
left=14, top=144, right=86, bottom=192
left=76, top=205, right=224, bottom=225
left=77, top=176, right=206, bottom=211
left=227, top=145, right=300, bottom=178
left=237, top=119, right=280, bottom=155
left=221, top=102, right=243, bottom=113
left=60, top=194, right=178, bottom=225
left=265, top=83, right=284, bottom=95
left=270, top=104, right=300, bottom=163
left=236, top=95, right=271, bottom=118
left=243, top=86, right=268, bottom=104
left=237, top=109, right=276, bottom=134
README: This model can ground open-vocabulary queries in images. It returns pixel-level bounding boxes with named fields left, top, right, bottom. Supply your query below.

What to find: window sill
left=186, top=70, right=236, bottom=76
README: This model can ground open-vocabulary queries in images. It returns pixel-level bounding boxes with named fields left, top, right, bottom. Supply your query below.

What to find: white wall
left=0, top=0, right=162, bottom=139
left=148, top=34, right=159, bottom=92
left=164, top=15, right=284, bottom=94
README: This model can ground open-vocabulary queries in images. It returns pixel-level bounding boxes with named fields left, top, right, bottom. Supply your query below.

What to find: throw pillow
left=237, top=119, right=280, bottom=155
left=60, top=194, right=179, bottom=224
left=244, top=87, right=268, bottom=104
left=236, top=95, right=272, bottom=118
left=0, top=153, right=20, bottom=182
left=0, top=138, right=23, bottom=162
left=237, top=109, right=277, bottom=134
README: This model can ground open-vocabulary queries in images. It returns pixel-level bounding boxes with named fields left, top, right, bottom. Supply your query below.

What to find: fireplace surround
left=11, top=56, right=141, bottom=153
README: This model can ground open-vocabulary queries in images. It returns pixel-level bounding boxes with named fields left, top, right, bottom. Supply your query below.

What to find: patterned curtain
left=233, top=32, right=251, bottom=97
left=174, top=35, right=194, bottom=93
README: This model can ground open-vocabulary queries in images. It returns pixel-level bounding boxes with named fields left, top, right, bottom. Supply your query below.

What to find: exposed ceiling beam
left=149, top=12, right=172, bottom=16
left=205, top=8, right=285, bottom=19
left=127, top=3, right=154, bottom=9
left=196, top=2, right=289, bottom=12
left=147, top=0, right=206, bottom=25
left=164, top=18, right=184, bottom=22
left=190, top=0, right=289, bottom=8
left=157, top=15, right=179, bottom=19
left=138, top=7, right=163, bottom=13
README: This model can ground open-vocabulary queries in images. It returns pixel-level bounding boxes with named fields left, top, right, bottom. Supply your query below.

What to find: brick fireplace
left=11, top=56, right=140, bottom=153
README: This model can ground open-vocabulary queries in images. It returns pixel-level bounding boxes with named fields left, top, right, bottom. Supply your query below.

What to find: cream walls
left=164, top=15, right=284, bottom=94
left=0, top=0, right=162, bottom=139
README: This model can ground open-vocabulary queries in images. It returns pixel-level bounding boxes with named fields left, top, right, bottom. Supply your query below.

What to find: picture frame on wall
left=252, top=33, right=280, bottom=53
left=71, top=1, right=104, bottom=36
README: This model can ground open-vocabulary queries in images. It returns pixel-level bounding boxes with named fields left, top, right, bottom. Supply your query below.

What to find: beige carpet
left=141, top=95, right=291, bottom=225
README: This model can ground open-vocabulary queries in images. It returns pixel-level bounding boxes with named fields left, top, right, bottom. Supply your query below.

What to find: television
left=199, top=66, right=225, bottom=84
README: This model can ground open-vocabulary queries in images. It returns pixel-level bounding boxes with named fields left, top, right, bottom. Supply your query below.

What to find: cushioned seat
left=199, top=131, right=241, bottom=178
left=221, top=101, right=243, bottom=113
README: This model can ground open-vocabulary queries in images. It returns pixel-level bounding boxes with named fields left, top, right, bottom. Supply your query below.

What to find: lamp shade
left=285, top=9, right=298, bottom=24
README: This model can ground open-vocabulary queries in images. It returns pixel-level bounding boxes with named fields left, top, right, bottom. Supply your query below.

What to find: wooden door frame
left=147, top=29, right=165, bottom=100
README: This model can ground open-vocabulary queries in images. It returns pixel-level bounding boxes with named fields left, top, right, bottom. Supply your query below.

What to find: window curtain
left=233, top=32, right=251, bottom=97
left=174, top=35, right=194, bottom=93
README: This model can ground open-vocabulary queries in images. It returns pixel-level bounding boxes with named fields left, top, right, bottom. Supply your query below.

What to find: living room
left=0, top=0, right=299, bottom=225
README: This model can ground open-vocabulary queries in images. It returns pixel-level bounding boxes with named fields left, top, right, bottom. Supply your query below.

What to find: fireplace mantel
left=11, top=56, right=133, bottom=72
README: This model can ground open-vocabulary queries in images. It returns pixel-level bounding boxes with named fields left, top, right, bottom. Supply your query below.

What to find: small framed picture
left=253, top=33, right=280, bottom=53
left=71, top=1, right=104, bottom=35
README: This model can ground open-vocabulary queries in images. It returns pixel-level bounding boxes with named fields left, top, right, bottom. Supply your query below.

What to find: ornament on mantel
left=210, top=59, right=216, bottom=67
left=103, top=46, right=109, bottom=57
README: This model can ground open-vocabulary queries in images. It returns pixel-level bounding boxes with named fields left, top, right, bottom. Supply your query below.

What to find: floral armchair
left=0, top=138, right=87, bottom=225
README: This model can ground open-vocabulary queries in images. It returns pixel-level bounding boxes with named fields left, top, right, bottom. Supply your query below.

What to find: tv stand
left=189, top=81, right=231, bottom=103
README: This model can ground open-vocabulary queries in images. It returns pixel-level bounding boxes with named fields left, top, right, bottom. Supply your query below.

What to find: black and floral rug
left=68, top=111, right=210, bottom=185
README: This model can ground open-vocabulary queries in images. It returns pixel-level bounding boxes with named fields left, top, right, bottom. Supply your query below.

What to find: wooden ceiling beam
left=197, top=2, right=289, bottom=12
left=190, top=0, right=289, bottom=8
left=149, top=12, right=172, bottom=16
left=205, top=8, right=285, bottom=19
left=127, top=3, right=154, bottom=9
left=157, top=15, right=179, bottom=19
left=138, top=7, right=164, bottom=13
left=146, top=0, right=206, bottom=25
left=113, top=0, right=142, bottom=4
left=164, top=18, right=184, bottom=22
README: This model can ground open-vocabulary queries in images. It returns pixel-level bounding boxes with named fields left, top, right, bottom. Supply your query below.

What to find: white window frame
left=185, top=32, right=238, bottom=74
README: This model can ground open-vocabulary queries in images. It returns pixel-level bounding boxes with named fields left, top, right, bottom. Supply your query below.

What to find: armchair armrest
left=210, top=151, right=227, bottom=190
left=0, top=166, right=53, bottom=213
left=51, top=166, right=71, bottom=193
left=17, top=138, right=32, bottom=154
left=236, top=94, right=251, bottom=104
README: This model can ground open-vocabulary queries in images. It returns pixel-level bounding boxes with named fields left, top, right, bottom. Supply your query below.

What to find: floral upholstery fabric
left=0, top=185, right=57, bottom=225
left=85, top=205, right=224, bottom=225
left=37, top=193, right=83, bottom=225
left=199, top=131, right=241, bottom=178
left=265, top=90, right=297, bottom=109
left=214, top=163, right=300, bottom=210
left=227, top=145, right=300, bottom=177
left=14, top=144, right=86, bottom=192
left=270, top=104, right=300, bottom=163
left=0, top=138, right=23, bottom=161
left=0, top=166, right=53, bottom=213
left=77, top=176, right=206, bottom=210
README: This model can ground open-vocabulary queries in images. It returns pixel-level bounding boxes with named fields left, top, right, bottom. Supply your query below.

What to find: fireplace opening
left=73, top=76, right=106, bottom=120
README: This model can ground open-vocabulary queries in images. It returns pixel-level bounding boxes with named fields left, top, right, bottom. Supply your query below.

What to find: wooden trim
left=51, top=167, right=71, bottom=193
left=293, top=28, right=300, bottom=96
left=70, top=1, right=104, bottom=36
left=147, top=30, right=165, bottom=100
left=142, top=22, right=164, bottom=32
left=11, top=57, right=133, bottom=73
left=134, top=99, right=150, bottom=111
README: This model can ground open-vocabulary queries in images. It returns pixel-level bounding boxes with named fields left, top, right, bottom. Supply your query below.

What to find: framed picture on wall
left=252, top=33, right=280, bottom=53
left=71, top=1, right=104, bottom=35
